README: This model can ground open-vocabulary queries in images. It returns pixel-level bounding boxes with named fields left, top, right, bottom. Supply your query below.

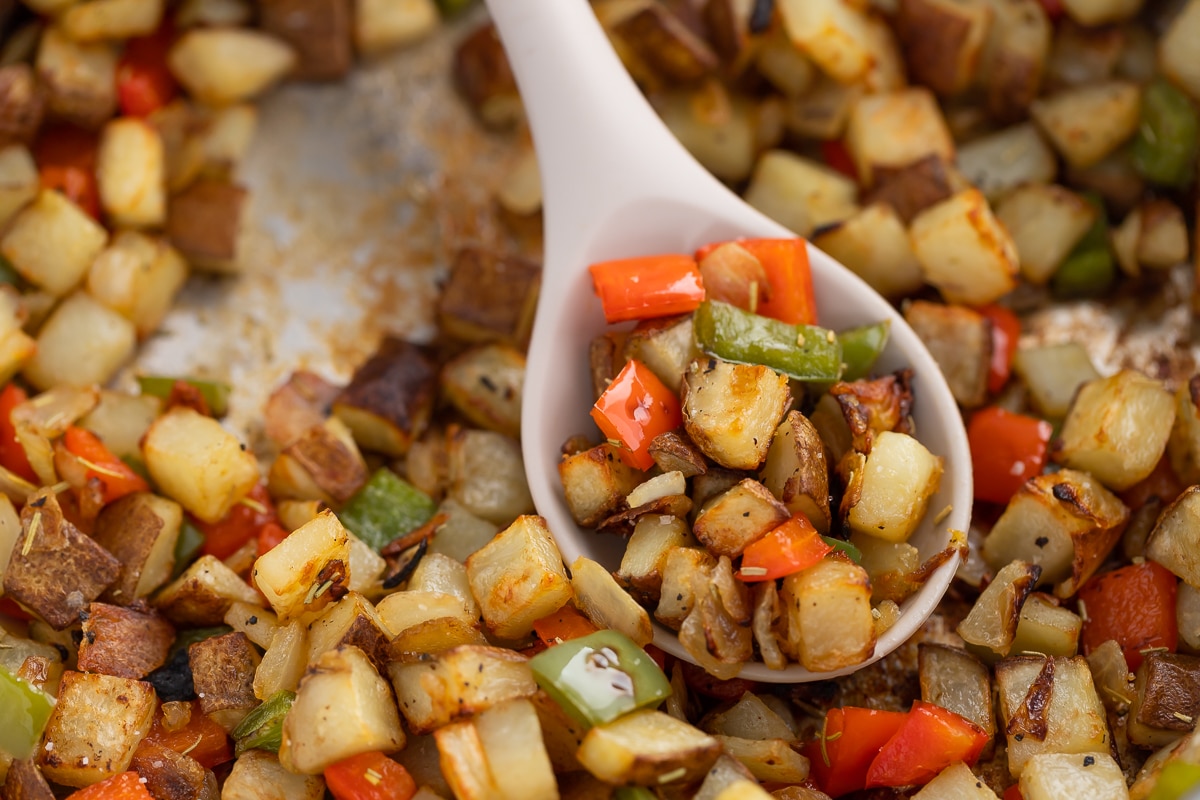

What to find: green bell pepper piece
left=1052, top=248, right=1115, bottom=299
left=171, top=521, right=206, bottom=579
left=693, top=300, right=843, bottom=382
left=169, top=625, right=233, bottom=658
left=1148, top=760, right=1200, bottom=800
left=1133, top=79, right=1199, bottom=188
left=837, top=320, right=890, bottom=382
left=614, top=789, right=658, bottom=800
left=337, top=468, right=436, bottom=552
left=0, top=255, right=24, bottom=289
left=435, top=0, right=474, bottom=14
left=137, top=376, right=232, bottom=417
left=821, top=535, right=862, bottom=564
left=530, top=630, right=671, bottom=729
left=0, top=664, right=55, bottom=759
left=232, top=689, right=295, bottom=755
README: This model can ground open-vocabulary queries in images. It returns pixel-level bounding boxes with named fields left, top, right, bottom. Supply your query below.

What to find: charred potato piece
left=452, top=24, right=522, bottom=130
left=919, top=643, right=995, bottom=738
left=466, top=515, right=572, bottom=640
left=92, top=491, right=182, bottom=603
left=0, top=64, right=46, bottom=147
left=895, top=0, right=992, bottom=96
left=130, top=741, right=212, bottom=800
left=694, top=478, right=789, bottom=558
left=865, top=155, right=957, bottom=225
left=559, top=443, right=645, bottom=527
left=332, top=337, right=438, bottom=457
left=682, top=358, right=791, bottom=471
left=153, top=554, right=261, bottom=626
left=36, top=26, right=117, bottom=130
left=263, top=369, right=341, bottom=448
left=259, top=0, right=352, bottom=80
left=77, top=602, right=174, bottom=679
left=903, top=300, right=991, bottom=409
left=189, top=631, right=260, bottom=731
left=305, top=591, right=392, bottom=673
left=612, top=3, right=717, bottom=84
left=759, top=410, right=830, bottom=533
left=165, top=178, right=246, bottom=269
left=440, top=342, right=525, bottom=438
left=828, top=370, right=915, bottom=455
left=1127, top=652, right=1200, bottom=749
left=270, top=416, right=368, bottom=506
left=577, top=709, right=721, bottom=787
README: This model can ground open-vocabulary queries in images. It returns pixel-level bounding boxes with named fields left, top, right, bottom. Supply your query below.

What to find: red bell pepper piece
left=1078, top=560, right=1178, bottom=672
left=117, top=22, right=177, bottom=117
left=803, top=706, right=909, bottom=797
left=968, top=407, right=1052, bottom=505
left=1035, top=0, right=1064, bottom=20
left=821, top=139, right=858, bottom=181
left=256, top=521, right=290, bottom=556
left=588, top=254, right=704, bottom=324
left=1004, top=785, right=1025, bottom=800
left=1119, top=455, right=1185, bottom=512
left=0, top=595, right=32, bottom=620
left=694, top=238, right=817, bottom=325
left=324, top=751, right=417, bottom=800
left=864, top=701, right=989, bottom=789
left=139, top=700, right=232, bottom=770
left=65, top=771, right=154, bottom=800
left=0, top=384, right=35, bottom=483
left=977, top=304, right=1021, bottom=394
left=63, top=426, right=150, bottom=506
left=533, top=604, right=599, bottom=645
left=196, top=484, right=279, bottom=560
left=590, top=359, right=681, bottom=471
left=33, top=125, right=100, bottom=219
left=737, top=513, right=832, bottom=582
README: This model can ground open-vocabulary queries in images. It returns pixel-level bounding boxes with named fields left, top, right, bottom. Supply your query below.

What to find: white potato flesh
left=912, top=762, right=1000, bottom=799
left=23, top=291, right=136, bottom=391
left=1031, top=82, right=1141, bottom=169
left=253, top=619, right=308, bottom=700
left=776, top=0, right=875, bottom=83
left=1146, top=486, right=1200, bottom=587
left=780, top=558, right=876, bottom=672
left=1012, top=343, right=1100, bottom=419
left=61, top=0, right=163, bottom=42
left=956, top=123, right=1057, bottom=202
left=1, top=189, right=108, bottom=296
left=811, top=203, right=924, bottom=300
left=995, top=184, right=1097, bottom=285
left=0, top=145, right=39, bottom=227
left=910, top=189, right=1019, bottom=307
left=252, top=510, right=351, bottom=622
left=389, top=645, right=538, bottom=734
left=475, top=699, right=560, bottom=800
left=168, top=29, right=296, bottom=106
left=222, top=751, right=324, bottom=800
left=97, top=117, right=166, bottom=228
left=576, top=710, right=722, bottom=786
left=86, top=231, right=188, bottom=338
left=743, top=149, right=859, bottom=238
left=847, top=430, right=942, bottom=543
left=1020, top=752, right=1128, bottom=800
left=845, top=88, right=954, bottom=186
left=570, top=556, right=654, bottom=646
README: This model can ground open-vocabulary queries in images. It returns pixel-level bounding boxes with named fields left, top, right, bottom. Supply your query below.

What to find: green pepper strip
left=337, top=468, right=437, bottom=552
left=0, top=664, right=55, bottom=760
left=169, top=625, right=233, bottom=658
left=137, top=376, right=233, bottom=417
left=171, top=521, right=206, bottom=579
left=1133, top=79, right=1199, bottom=188
left=821, top=535, right=862, bottom=564
left=1052, top=194, right=1114, bottom=299
left=693, top=300, right=843, bottom=382
left=0, top=255, right=25, bottom=289
left=232, top=689, right=296, bottom=755
left=614, top=788, right=658, bottom=800
left=835, top=321, right=890, bottom=382
left=529, top=630, right=671, bottom=729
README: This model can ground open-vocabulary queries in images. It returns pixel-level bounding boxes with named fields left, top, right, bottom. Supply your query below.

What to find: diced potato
left=1160, top=0, right=1200, bottom=102
left=996, top=185, right=1097, bottom=285
left=2, top=188, right=107, bottom=296
left=779, top=558, right=875, bottom=672
left=682, top=359, right=791, bottom=471
left=496, top=145, right=541, bottom=217
left=306, top=591, right=391, bottom=671
left=979, top=0, right=1052, bottom=122
left=79, top=390, right=160, bottom=460
left=61, top=0, right=163, bottom=42
left=22, top=292, right=135, bottom=391
left=776, top=0, right=875, bottom=83
left=428, top=499, right=500, bottom=569
left=846, top=430, right=942, bottom=543
left=445, top=427, right=534, bottom=527
left=224, top=600, right=278, bottom=649
left=190, top=631, right=260, bottom=731
left=76, top=601, right=173, bottom=679
left=376, top=589, right=478, bottom=638
left=957, top=560, right=1040, bottom=659
left=269, top=417, right=368, bottom=506
left=389, top=645, right=537, bottom=735
left=623, top=315, right=697, bottom=395
left=1171, top=375, right=1200, bottom=481
left=259, top=0, right=352, bottom=81
left=982, top=470, right=1128, bottom=596
left=1010, top=594, right=1082, bottom=657
left=153, top=554, right=261, bottom=626
left=254, top=619, right=308, bottom=700
left=168, top=29, right=296, bottom=106
left=742, top=150, right=859, bottom=238
left=1135, top=199, right=1189, bottom=270
left=92, top=492, right=182, bottom=603
left=466, top=515, right=571, bottom=640
left=1146, top=486, right=1200, bottom=587
left=37, top=671, right=156, bottom=787
left=956, top=123, right=1057, bottom=201
left=655, top=546, right=716, bottom=629
left=846, top=88, right=955, bottom=187
left=279, top=645, right=405, bottom=774
left=655, top=85, right=758, bottom=184
left=616, top=514, right=693, bottom=605
left=409, top=552, right=477, bottom=615
left=919, top=643, right=994, bottom=737
left=165, top=177, right=245, bottom=269
left=755, top=29, right=816, bottom=98
left=86, top=231, right=187, bottom=338
left=0, top=289, right=34, bottom=387
left=903, top=300, right=991, bottom=409
left=713, top=736, right=809, bottom=784
left=702, top=692, right=796, bottom=741
left=252, top=510, right=351, bottom=622
left=895, top=0, right=992, bottom=96
left=355, top=0, right=438, bottom=56
left=909, top=189, right=1019, bottom=307
left=1013, top=342, right=1100, bottom=419
left=577, top=710, right=721, bottom=786
left=995, top=655, right=1110, bottom=777
left=36, top=26, right=117, bottom=129
left=571, top=556, right=653, bottom=646
left=758, top=410, right=831, bottom=533
left=433, top=720, right=500, bottom=800
left=436, top=247, right=539, bottom=346
left=913, top=762, right=1000, bottom=799
left=440, top=343, right=525, bottom=438
left=223, top=751, right=324, bottom=800
left=559, top=443, right=645, bottom=528
left=1127, top=652, right=1200, bottom=749
left=1019, top=752, right=1127, bottom=800
left=475, top=698, right=559, bottom=800
left=1031, top=81, right=1141, bottom=169
left=0, top=145, right=38, bottom=227
left=1056, top=369, right=1175, bottom=491
left=783, top=75, right=863, bottom=142
left=811, top=203, right=924, bottom=300
left=96, top=117, right=165, bottom=228
left=694, top=479, right=790, bottom=558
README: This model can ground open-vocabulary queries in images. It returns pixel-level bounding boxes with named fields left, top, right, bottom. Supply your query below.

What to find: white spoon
left=490, top=0, right=972, bottom=682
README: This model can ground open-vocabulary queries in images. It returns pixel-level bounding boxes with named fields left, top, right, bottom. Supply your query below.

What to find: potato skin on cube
left=576, top=709, right=722, bottom=786
left=153, top=553, right=262, bottom=626
left=559, top=443, right=645, bottom=527
left=681, top=358, right=791, bottom=471
left=846, top=430, right=942, bottom=543
left=1146, top=485, right=1200, bottom=587
left=252, top=510, right=351, bottom=622
left=332, top=336, right=438, bottom=457
left=142, top=406, right=260, bottom=524
left=189, top=631, right=261, bottom=731
left=693, top=478, right=790, bottom=558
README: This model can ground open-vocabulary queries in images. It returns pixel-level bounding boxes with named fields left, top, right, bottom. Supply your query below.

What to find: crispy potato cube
left=0, top=64, right=47, bottom=148
left=305, top=591, right=391, bottom=672
left=86, top=232, right=187, bottom=339
left=919, top=643, right=994, bottom=737
left=780, top=557, right=876, bottom=672
left=577, top=710, right=721, bottom=786
left=1056, top=370, right=1175, bottom=491
left=189, top=631, right=260, bottom=731
left=165, top=178, right=245, bottom=269
left=895, top=0, right=992, bottom=96
left=269, top=417, right=368, bottom=506
left=570, top=556, right=653, bottom=646
left=1160, top=0, right=1200, bottom=102
left=682, top=359, right=791, bottom=471
left=466, top=515, right=572, bottom=640
left=957, top=123, right=1057, bottom=201
left=712, top=736, right=811, bottom=784
left=375, top=590, right=478, bottom=635
left=2, top=188, right=107, bottom=296
left=903, top=300, right=991, bottom=409
left=758, top=410, right=830, bottom=532
left=61, top=0, right=163, bottom=42
left=0, top=145, right=38, bottom=227
left=389, top=645, right=537, bottom=734
left=259, top=0, right=352, bottom=80
left=36, top=26, right=117, bottom=129
left=693, top=479, right=790, bottom=558
left=153, top=554, right=261, bottom=626
left=252, top=510, right=351, bottom=622
left=1146, top=486, right=1200, bottom=587
left=446, top=427, right=534, bottom=527
left=96, top=117, right=165, bottom=228
left=1127, top=652, right=1200, bottom=749
left=1135, top=199, right=1189, bottom=270
left=143, top=406, right=260, bottom=523
left=811, top=203, right=924, bottom=300
left=957, top=560, right=1040, bottom=659
left=131, top=741, right=213, bottom=800
left=910, top=188, right=1019, bottom=306
left=223, top=751, right=324, bottom=800
left=408, top=552, right=478, bottom=616
left=91, top=492, right=181, bottom=603
left=979, top=0, right=1051, bottom=122
left=37, top=671, right=156, bottom=787
left=279, top=645, right=405, bottom=774
left=354, top=0, right=437, bottom=56
left=332, top=337, right=437, bottom=457
left=3, top=491, right=121, bottom=629
left=616, top=515, right=692, bottom=605
left=1031, top=82, right=1141, bottom=169
left=433, top=720, right=501, bottom=800
left=23, top=292, right=135, bottom=391
left=784, top=75, right=862, bottom=141
left=451, top=24, right=522, bottom=132
left=995, top=655, right=1110, bottom=777
left=742, top=150, right=859, bottom=238
left=846, top=88, right=954, bottom=187
left=655, top=546, right=716, bottom=629
left=437, top=247, right=540, bottom=346
left=996, top=184, right=1097, bottom=285
left=168, top=29, right=295, bottom=106
left=776, top=0, right=874, bottom=83
left=611, top=3, right=716, bottom=85
left=440, top=343, right=525, bottom=438
left=560, top=443, right=645, bottom=528
left=77, top=601, right=174, bottom=679
left=1020, top=752, right=1126, bottom=800
left=846, top=430, right=942, bottom=543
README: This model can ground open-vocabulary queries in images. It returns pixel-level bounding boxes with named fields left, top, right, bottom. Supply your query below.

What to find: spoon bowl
left=489, top=0, right=973, bottom=682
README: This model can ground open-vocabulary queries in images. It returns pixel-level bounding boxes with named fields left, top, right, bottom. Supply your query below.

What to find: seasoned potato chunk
left=223, top=751, right=324, bottom=800
left=957, top=559, right=1041, bottom=659
left=577, top=710, right=721, bottom=786
left=846, top=430, right=942, bottom=543
left=895, top=0, right=992, bottom=96
left=759, top=410, right=831, bottom=533
left=560, top=443, right=645, bottom=528
left=389, top=645, right=537, bottom=734
left=466, top=515, right=572, bottom=640
left=995, top=184, right=1097, bottom=286
left=153, top=554, right=261, bottom=626
left=252, top=510, right=351, bottom=622
left=86, top=232, right=188, bottom=339
left=36, top=26, right=117, bottom=129
left=904, top=300, right=991, bottom=409
left=436, top=247, right=540, bottom=346
left=780, top=557, right=876, bottom=672
left=919, top=643, right=994, bottom=738
left=96, top=117, right=166, bottom=228
left=693, top=479, right=790, bottom=558
left=305, top=591, right=392, bottom=672
left=571, top=556, right=653, bottom=647
left=1030, top=81, right=1141, bottom=169
left=440, top=343, right=525, bottom=438
left=168, top=28, right=296, bottom=106
left=910, top=189, right=1019, bottom=307
left=776, top=0, right=874, bottom=84
left=1146, top=486, right=1200, bottom=587
left=846, top=88, right=955, bottom=186
left=1020, top=752, right=1127, bottom=800
left=333, top=337, right=438, bottom=457
left=76, top=602, right=174, bottom=679
left=742, top=150, right=859, bottom=238
left=682, top=359, right=791, bottom=471
left=1, top=188, right=107, bottom=296
left=811, top=203, right=924, bottom=300
left=446, top=427, right=534, bottom=526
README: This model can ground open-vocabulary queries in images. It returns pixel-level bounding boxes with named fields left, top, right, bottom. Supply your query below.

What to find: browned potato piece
left=1127, top=652, right=1200, bottom=749
left=165, top=178, right=246, bottom=269
left=3, top=490, right=121, bottom=629
left=682, top=358, right=791, bottom=471
left=895, top=0, right=992, bottom=96
left=92, top=492, right=182, bottom=604
left=776, top=0, right=875, bottom=84
left=0, top=65, right=45, bottom=148
left=577, top=710, right=721, bottom=787
left=2, top=758, right=55, bottom=800
left=920, top=644, right=995, bottom=738
left=612, top=3, right=716, bottom=84
left=130, top=741, right=212, bottom=800
left=759, top=410, right=831, bottom=533
left=76, top=602, right=174, bottom=679
left=1031, top=81, right=1140, bottom=169
left=252, top=511, right=350, bottom=622
left=623, top=314, right=697, bottom=394
left=36, top=26, right=117, bottom=130
left=846, top=88, right=955, bottom=187
left=1010, top=593, right=1082, bottom=657
left=466, top=515, right=572, bottom=640
left=440, top=342, right=525, bottom=438
left=270, top=418, right=368, bottom=505
left=648, top=429, right=707, bottom=478
left=559, top=443, right=645, bottom=527
left=910, top=189, right=1019, bottom=307
left=259, top=0, right=352, bottom=80
left=980, top=0, right=1052, bottom=122
left=263, top=369, right=341, bottom=447
left=189, top=631, right=261, bottom=731
left=904, top=300, right=991, bottom=409
left=865, top=155, right=957, bottom=225
left=438, top=247, right=540, bottom=346
left=694, top=478, right=789, bottom=558
left=780, top=557, right=876, bottom=672
left=1146, top=486, right=1200, bottom=587
left=389, top=645, right=538, bottom=734
left=452, top=24, right=522, bottom=130
left=306, top=591, right=392, bottom=673
left=332, top=337, right=438, bottom=457
left=655, top=546, right=717, bottom=629
left=828, top=371, right=915, bottom=456
left=153, top=554, right=262, bottom=626
left=617, top=514, right=693, bottom=605
left=223, top=751, right=324, bottom=800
